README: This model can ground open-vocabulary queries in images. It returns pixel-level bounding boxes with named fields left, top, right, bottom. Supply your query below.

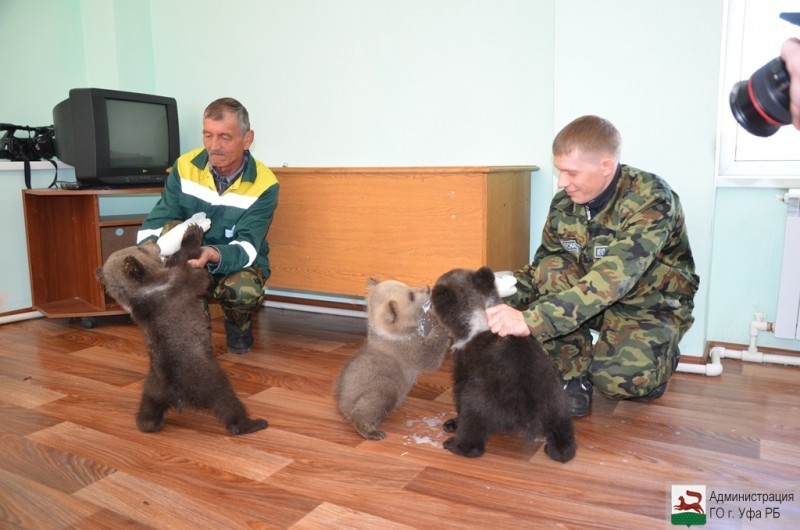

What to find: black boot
left=224, top=319, right=253, bottom=354
left=563, top=375, right=593, bottom=418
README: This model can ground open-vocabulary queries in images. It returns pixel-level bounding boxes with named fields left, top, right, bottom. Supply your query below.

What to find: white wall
left=0, top=0, right=84, bottom=312
left=151, top=0, right=552, bottom=169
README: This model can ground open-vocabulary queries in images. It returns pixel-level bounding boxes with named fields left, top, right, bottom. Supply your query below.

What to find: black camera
left=729, top=12, right=800, bottom=137
left=0, top=123, right=56, bottom=161
left=730, top=57, right=791, bottom=137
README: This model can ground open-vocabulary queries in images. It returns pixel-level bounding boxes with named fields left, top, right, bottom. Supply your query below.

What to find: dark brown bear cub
left=431, top=267, right=576, bottom=462
left=96, top=225, right=267, bottom=435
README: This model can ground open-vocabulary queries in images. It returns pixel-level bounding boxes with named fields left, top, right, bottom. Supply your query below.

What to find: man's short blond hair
left=552, top=115, right=621, bottom=160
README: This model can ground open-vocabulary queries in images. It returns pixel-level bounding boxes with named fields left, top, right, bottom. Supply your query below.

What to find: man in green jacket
left=487, top=115, right=698, bottom=417
left=138, top=98, right=279, bottom=354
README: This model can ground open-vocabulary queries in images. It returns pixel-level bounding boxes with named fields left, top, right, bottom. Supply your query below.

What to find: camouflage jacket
left=511, top=164, right=699, bottom=342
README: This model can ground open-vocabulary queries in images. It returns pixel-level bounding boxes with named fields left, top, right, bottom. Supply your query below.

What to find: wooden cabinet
left=268, top=166, right=537, bottom=296
left=22, top=187, right=162, bottom=319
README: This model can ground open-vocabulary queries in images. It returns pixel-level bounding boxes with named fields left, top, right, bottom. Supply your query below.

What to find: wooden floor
left=1, top=308, right=800, bottom=529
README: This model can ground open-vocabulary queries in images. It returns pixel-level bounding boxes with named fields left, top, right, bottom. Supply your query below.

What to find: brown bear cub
left=431, top=267, right=576, bottom=462
left=335, top=278, right=451, bottom=440
left=96, top=225, right=267, bottom=436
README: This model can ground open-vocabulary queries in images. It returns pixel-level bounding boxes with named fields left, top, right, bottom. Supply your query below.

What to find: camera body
left=0, top=123, right=56, bottom=162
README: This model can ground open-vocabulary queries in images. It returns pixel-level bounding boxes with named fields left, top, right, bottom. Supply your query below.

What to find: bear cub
left=96, top=224, right=267, bottom=436
left=335, top=278, right=451, bottom=440
left=431, top=267, right=576, bottom=462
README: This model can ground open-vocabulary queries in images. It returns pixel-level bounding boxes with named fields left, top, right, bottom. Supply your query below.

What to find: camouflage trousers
left=205, top=265, right=266, bottom=333
left=531, top=255, right=693, bottom=399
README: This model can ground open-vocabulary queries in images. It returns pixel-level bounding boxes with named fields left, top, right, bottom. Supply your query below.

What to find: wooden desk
left=268, top=166, right=537, bottom=296
left=22, top=187, right=162, bottom=319
left=22, top=166, right=536, bottom=319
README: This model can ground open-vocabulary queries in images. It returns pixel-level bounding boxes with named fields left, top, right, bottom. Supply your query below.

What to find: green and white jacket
left=137, top=147, right=279, bottom=278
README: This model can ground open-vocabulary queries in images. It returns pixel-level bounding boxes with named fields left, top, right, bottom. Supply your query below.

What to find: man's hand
left=781, top=37, right=800, bottom=130
left=485, top=304, right=531, bottom=337
left=188, top=246, right=221, bottom=269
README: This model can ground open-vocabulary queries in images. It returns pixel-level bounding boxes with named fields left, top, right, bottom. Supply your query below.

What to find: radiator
left=774, top=189, right=800, bottom=339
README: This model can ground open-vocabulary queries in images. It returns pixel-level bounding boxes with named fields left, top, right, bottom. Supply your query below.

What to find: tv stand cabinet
left=22, top=187, right=162, bottom=323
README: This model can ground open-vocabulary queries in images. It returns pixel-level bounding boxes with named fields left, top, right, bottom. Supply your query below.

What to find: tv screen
left=53, top=88, right=180, bottom=188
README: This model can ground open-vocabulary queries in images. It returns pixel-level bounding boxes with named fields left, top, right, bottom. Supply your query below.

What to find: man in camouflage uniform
left=138, top=98, right=279, bottom=355
left=487, top=115, right=698, bottom=417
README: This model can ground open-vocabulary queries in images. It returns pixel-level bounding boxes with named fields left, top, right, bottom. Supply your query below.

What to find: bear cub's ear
left=431, top=284, right=455, bottom=312
left=365, top=277, right=380, bottom=295
left=380, top=299, right=399, bottom=326
left=473, top=267, right=496, bottom=292
left=122, top=256, right=148, bottom=283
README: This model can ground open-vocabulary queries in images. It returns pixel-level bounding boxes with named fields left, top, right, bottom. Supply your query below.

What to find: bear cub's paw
left=136, top=414, right=165, bottom=433
left=166, top=224, right=205, bottom=266
left=227, top=417, right=269, bottom=435
left=545, top=442, right=576, bottom=463
left=544, top=431, right=578, bottom=463
left=182, top=223, right=204, bottom=249
left=354, top=422, right=386, bottom=440
left=443, top=437, right=485, bottom=458
left=443, top=418, right=458, bottom=433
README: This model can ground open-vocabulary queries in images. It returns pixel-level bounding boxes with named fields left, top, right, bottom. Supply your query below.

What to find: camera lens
left=730, top=57, right=792, bottom=137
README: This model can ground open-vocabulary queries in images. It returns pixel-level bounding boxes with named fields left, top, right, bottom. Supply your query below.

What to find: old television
left=53, top=88, right=180, bottom=187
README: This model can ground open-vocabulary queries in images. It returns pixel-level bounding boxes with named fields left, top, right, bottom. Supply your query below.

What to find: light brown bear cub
left=335, top=278, right=451, bottom=440
left=96, top=225, right=267, bottom=436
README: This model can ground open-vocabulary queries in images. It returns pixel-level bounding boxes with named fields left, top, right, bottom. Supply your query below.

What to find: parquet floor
left=1, top=307, right=799, bottom=529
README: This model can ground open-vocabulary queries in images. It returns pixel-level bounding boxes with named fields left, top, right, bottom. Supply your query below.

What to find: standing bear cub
left=431, top=267, right=576, bottom=462
left=335, top=278, right=451, bottom=440
left=96, top=224, right=267, bottom=436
